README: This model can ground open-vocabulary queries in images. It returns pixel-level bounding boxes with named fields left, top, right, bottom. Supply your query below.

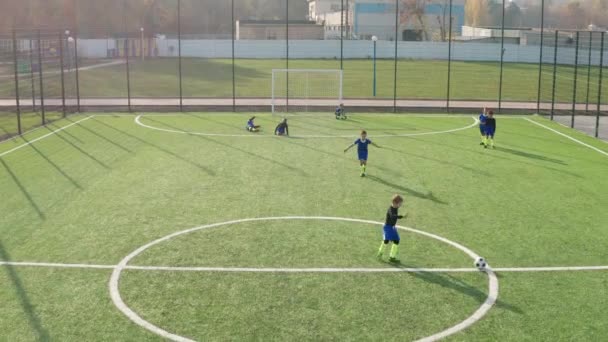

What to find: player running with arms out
left=246, top=116, right=261, bottom=133
left=335, top=103, right=347, bottom=120
left=484, top=111, right=497, bottom=149
left=274, top=118, right=289, bottom=136
left=478, top=108, right=488, bottom=145
left=377, top=195, right=406, bottom=263
left=344, top=130, right=380, bottom=177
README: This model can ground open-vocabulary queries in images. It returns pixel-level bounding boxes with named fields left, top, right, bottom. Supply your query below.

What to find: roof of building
left=238, top=20, right=319, bottom=25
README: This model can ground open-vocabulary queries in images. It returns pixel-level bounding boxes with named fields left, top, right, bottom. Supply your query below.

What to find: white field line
left=524, top=117, right=608, bottom=157
left=551, top=119, right=608, bottom=145
left=2, top=261, right=608, bottom=273
left=0, top=116, right=94, bottom=158
left=135, top=115, right=479, bottom=138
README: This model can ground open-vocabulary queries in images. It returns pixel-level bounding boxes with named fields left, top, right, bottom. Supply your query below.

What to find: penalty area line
left=2, top=261, right=608, bottom=273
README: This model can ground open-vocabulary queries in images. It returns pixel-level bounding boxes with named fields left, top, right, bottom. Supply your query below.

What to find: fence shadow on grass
left=21, top=136, right=85, bottom=189
left=0, top=241, right=51, bottom=341
left=0, top=158, right=45, bottom=220
left=91, top=117, right=216, bottom=176
left=144, top=117, right=307, bottom=177
left=494, top=146, right=566, bottom=165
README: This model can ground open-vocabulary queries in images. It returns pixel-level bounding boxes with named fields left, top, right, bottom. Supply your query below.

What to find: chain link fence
left=0, top=0, right=606, bottom=141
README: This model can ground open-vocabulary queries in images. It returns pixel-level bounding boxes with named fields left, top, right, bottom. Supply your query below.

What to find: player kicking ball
left=344, top=130, right=380, bottom=177
left=483, top=111, right=496, bottom=149
left=377, top=195, right=405, bottom=263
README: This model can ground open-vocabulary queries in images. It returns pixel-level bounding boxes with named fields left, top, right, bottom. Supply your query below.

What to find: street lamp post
left=372, top=35, right=378, bottom=97
left=140, top=27, right=145, bottom=61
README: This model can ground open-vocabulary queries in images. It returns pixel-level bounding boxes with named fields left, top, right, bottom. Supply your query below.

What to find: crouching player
left=484, top=111, right=496, bottom=148
left=246, top=116, right=261, bottom=132
left=344, top=130, right=380, bottom=177
left=335, top=103, right=347, bottom=120
left=377, top=195, right=405, bottom=263
left=274, top=118, right=289, bottom=136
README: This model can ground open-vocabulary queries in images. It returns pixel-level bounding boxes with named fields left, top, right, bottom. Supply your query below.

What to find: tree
left=400, top=0, right=431, bottom=41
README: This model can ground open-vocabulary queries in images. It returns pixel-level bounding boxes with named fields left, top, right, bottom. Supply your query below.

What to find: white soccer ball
left=474, top=257, right=487, bottom=270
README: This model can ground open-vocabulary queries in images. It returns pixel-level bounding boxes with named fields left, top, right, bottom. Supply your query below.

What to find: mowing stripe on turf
left=524, top=118, right=608, bottom=157
left=0, top=116, right=94, bottom=157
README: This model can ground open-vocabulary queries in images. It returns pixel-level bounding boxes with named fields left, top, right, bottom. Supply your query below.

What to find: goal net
left=272, top=69, right=343, bottom=115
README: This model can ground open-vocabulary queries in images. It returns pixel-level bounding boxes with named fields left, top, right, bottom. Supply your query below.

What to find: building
left=309, top=0, right=466, bottom=41
left=235, top=20, right=324, bottom=40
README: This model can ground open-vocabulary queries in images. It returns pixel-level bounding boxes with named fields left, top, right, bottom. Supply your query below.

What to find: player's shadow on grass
left=381, top=146, right=490, bottom=177
left=0, top=241, right=51, bottom=340
left=390, top=262, right=523, bottom=314
left=366, top=175, right=448, bottom=205
left=494, top=146, right=566, bottom=165
left=0, top=158, right=45, bottom=220
left=91, top=117, right=216, bottom=176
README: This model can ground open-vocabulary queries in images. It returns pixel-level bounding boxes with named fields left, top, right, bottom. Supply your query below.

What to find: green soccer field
left=2, top=58, right=606, bottom=104
left=1, top=113, right=607, bottom=341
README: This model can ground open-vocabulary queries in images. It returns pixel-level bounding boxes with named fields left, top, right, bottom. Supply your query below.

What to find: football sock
left=483, top=137, right=488, bottom=145
left=378, top=242, right=387, bottom=256
left=362, top=165, right=367, bottom=174
left=390, top=244, right=399, bottom=258
left=481, top=135, right=485, bottom=143
left=490, top=138, right=494, bottom=147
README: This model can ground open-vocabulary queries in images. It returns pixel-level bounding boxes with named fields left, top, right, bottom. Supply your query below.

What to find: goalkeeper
left=274, top=118, right=289, bottom=136
left=335, top=103, right=347, bottom=120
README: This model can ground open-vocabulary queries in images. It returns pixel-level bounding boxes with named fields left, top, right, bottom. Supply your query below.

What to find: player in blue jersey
left=483, top=111, right=496, bottom=149
left=246, top=116, right=260, bottom=132
left=344, top=130, right=381, bottom=177
left=274, top=118, right=289, bottom=136
left=335, top=103, right=347, bottom=120
left=478, top=108, right=488, bottom=145
left=377, top=194, right=405, bottom=263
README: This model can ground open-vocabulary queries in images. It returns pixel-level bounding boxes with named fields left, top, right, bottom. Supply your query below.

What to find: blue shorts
left=383, top=225, right=400, bottom=242
left=358, top=151, right=368, bottom=161
left=479, top=126, right=485, bottom=135
left=485, top=128, right=496, bottom=136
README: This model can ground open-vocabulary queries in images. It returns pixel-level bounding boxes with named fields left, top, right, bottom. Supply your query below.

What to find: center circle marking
left=109, top=216, right=498, bottom=342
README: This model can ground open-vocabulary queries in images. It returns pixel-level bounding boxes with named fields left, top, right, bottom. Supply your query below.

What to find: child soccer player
left=484, top=111, right=496, bottom=149
left=246, top=116, right=260, bottom=132
left=478, top=107, right=488, bottom=145
left=335, top=103, right=347, bottom=120
left=274, top=118, right=289, bottom=136
left=344, top=130, right=380, bottom=177
left=377, top=194, right=405, bottom=263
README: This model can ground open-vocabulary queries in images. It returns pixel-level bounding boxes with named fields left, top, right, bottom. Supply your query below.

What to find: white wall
left=74, top=39, right=608, bottom=66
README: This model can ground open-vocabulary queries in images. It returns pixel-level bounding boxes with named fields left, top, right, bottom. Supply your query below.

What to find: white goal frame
left=271, top=69, right=343, bottom=114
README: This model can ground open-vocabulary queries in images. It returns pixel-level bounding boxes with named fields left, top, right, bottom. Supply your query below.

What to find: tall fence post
left=74, top=29, right=81, bottom=112
left=37, top=30, right=45, bottom=124
left=393, top=0, right=398, bottom=113
left=536, top=0, right=545, bottom=113
left=12, top=29, right=22, bottom=135
left=585, top=31, right=593, bottom=112
left=59, top=31, right=66, bottom=117
left=595, top=32, right=605, bottom=138
left=29, top=37, right=36, bottom=112
left=231, top=0, right=235, bottom=112
left=446, top=0, right=453, bottom=113
left=286, top=0, right=289, bottom=113
left=571, top=31, right=579, bottom=128
left=178, top=0, right=184, bottom=112
left=123, top=0, right=132, bottom=112
left=340, top=0, right=344, bottom=70
left=550, top=30, right=558, bottom=120
left=498, top=0, right=506, bottom=113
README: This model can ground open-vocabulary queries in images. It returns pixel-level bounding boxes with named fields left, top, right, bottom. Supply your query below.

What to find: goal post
left=271, top=69, right=343, bottom=115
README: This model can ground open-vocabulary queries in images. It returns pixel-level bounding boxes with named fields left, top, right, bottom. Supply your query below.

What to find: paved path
left=1, top=97, right=607, bottom=111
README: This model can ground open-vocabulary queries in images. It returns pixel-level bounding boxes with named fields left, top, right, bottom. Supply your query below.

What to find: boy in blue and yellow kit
left=377, top=195, right=405, bottom=263
left=344, top=130, right=381, bottom=177
left=478, top=107, right=488, bottom=145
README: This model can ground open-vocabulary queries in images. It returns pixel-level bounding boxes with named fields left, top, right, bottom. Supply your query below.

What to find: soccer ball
left=474, top=257, right=487, bottom=270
